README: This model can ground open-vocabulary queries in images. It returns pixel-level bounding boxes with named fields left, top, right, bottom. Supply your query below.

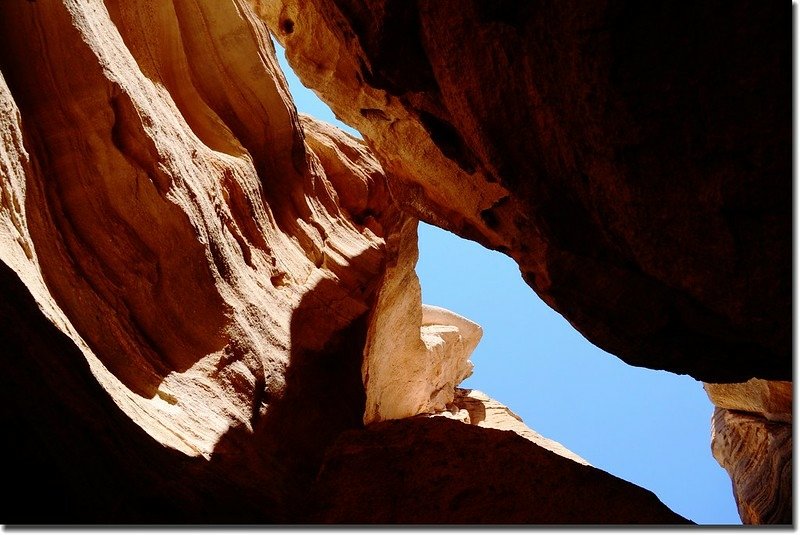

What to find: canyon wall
left=256, top=0, right=791, bottom=524
left=257, top=0, right=789, bottom=384
left=0, top=0, right=789, bottom=525
left=706, top=379, right=792, bottom=524
left=0, top=0, right=690, bottom=524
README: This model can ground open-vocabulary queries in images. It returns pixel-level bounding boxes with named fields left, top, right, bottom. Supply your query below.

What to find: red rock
left=0, top=0, right=788, bottom=525
left=258, top=0, right=790, bottom=383
left=0, top=0, right=402, bottom=521
left=706, top=380, right=792, bottom=524
left=310, top=417, right=690, bottom=524
left=258, top=3, right=791, bottom=522
left=711, top=408, right=792, bottom=525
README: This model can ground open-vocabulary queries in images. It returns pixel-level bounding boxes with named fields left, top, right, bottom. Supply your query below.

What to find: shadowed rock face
left=310, top=417, right=690, bottom=524
left=0, top=0, right=788, bottom=526
left=257, top=4, right=791, bottom=523
left=0, top=0, right=685, bottom=524
left=257, top=0, right=790, bottom=384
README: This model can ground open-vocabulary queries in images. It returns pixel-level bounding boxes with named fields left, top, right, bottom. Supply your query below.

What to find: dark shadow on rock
left=198, top=274, right=370, bottom=522
left=307, top=417, right=692, bottom=524
left=0, top=250, right=694, bottom=524
left=0, top=255, right=369, bottom=523
left=0, top=258, right=208, bottom=524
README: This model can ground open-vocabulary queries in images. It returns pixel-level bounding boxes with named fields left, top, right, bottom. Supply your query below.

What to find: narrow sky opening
left=272, top=37, right=741, bottom=525
left=274, top=40, right=361, bottom=139
left=416, top=223, right=740, bottom=525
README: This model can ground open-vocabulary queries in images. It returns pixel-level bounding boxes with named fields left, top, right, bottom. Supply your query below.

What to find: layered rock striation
left=0, top=0, right=789, bottom=526
left=706, top=380, right=792, bottom=524
left=0, top=0, right=406, bottom=521
left=0, top=0, right=692, bottom=525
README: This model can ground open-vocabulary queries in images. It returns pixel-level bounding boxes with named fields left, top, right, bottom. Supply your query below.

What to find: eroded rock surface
left=706, top=380, right=792, bottom=524
left=363, top=297, right=481, bottom=423
left=706, top=380, right=792, bottom=423
left=710, top=408, right=792, bottom=525
left=0, top=0, right=681, bottom=524
left=259, top=3, right=791, bottom=523
left=434, top=388, right=590, bottom=466
left=0, top=0, right=787, bottom=526
left=258, top=0, right=790, bottom=384
left=0, top=0, right=406, bottom=522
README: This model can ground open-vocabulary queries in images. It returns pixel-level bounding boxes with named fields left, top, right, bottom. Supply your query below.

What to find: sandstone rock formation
left=430, top=388, right=590, bottom=467
left=309, top=417, right=689, bottom=524
left=0, top=0, right=789, bottom=526
left=0, top=0, right=408, bottom=460
left=0, top=0, right=403, bottom=521
left=0, top=0, right=691, bottom=525
left=442, top=388, right=591, bottom=466
left=706, top=380, right=792, bottom=524
left=706, top=379, right=792, bottom=424
left=257, top=0, right=790, bottom=384
left=363, top=299, right=482, bottom=423
left=256, top=1, right=791, bottom=524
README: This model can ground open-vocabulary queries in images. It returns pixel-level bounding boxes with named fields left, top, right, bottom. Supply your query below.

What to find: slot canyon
left=0, top=0, right=790, bottom=525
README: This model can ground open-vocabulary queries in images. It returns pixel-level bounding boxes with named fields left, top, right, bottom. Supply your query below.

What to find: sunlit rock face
left=0, top=0, right=688, bottom=524
left=0, top=0, right=409, bottom=522
left=432, top=388, right=591, bottom=466
left=363, top=294, right=482, bottom=422
left=0, top=0, right=786, bottom=526
left=256, top=0, right=790, bottom=385
left=706, top=380, right=792, bottom=524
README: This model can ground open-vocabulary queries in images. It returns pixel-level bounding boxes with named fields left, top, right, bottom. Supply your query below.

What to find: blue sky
left=275, top=42, right=741, bottom=525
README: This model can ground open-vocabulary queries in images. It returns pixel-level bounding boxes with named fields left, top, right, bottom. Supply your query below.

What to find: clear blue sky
left=275, top=41, right=741, bottom=525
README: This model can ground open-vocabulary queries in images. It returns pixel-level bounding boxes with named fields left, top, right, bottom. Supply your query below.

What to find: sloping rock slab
left=309, top=417, right=689, bottom=524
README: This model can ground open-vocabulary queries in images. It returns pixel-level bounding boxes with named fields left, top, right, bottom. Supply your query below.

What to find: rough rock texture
left=710, top=409, right=792, bottom=525
left=0, top=0, right=788, bottom=526
left=257, top=0, right=790, bottom=384
left=0, top=0, right=688, bottom=524
left=0, top=0, right=407, bottom=522
left=706, top=380, right=792, bottom=524
left=309, top=417, right=690, bottom=524
left=0, top=0, right=388, bottom=458
left=364, top=299, right=481, bottom=423
left=706, top=380, right=792, bottom=423
left=258, top=3, right=791, bottom=523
